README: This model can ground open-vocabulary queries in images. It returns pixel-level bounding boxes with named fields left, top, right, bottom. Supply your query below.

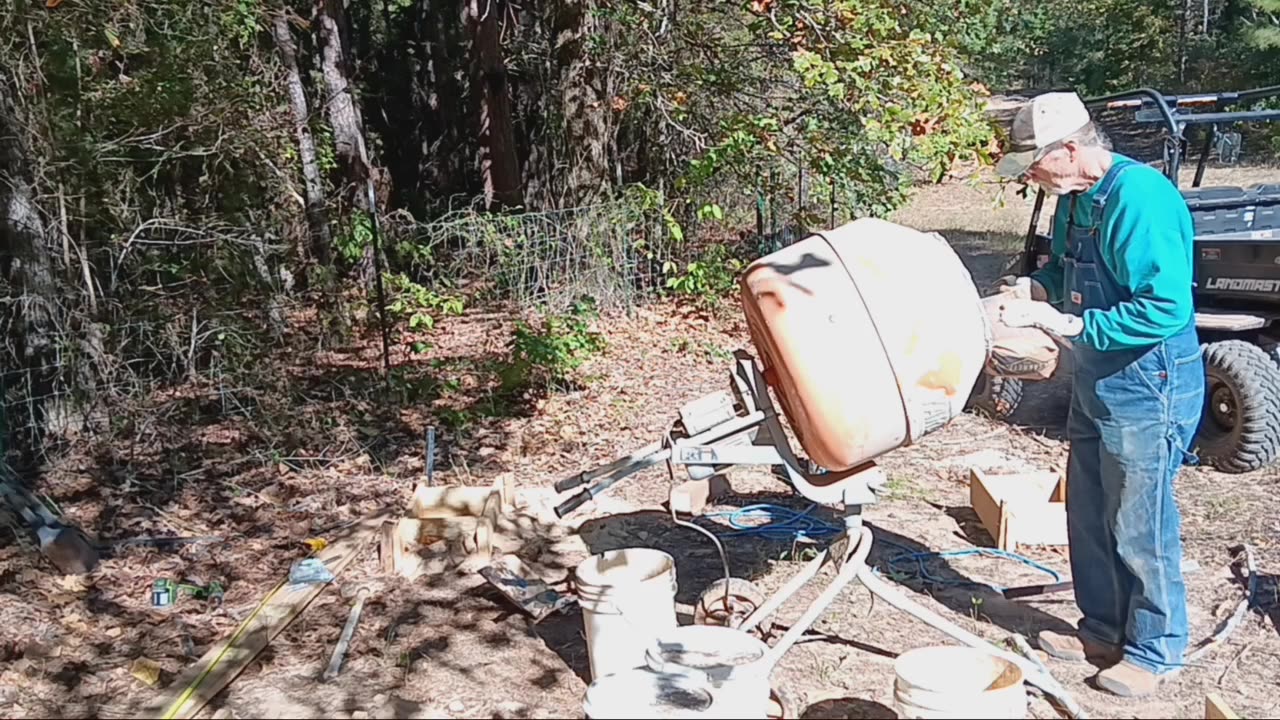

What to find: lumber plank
left=1205, top=694, right=1240, bottom=720
left=140, top=510, right=388, bottom=720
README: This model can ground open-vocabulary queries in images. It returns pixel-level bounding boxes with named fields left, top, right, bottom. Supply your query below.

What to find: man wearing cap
left=994, top=92, right=1203, bottom=697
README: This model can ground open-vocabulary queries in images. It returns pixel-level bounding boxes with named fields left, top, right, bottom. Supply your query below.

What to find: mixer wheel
left=692, top=577, right=774, bottom=638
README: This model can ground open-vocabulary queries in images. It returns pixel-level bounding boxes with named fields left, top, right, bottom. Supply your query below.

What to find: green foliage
left=1246, top=0, right=1280, bottom=48
left=337, top=211, right=373, bottom=264
left=498, top=297, right=607, bottom=394
left=600, top=0, right=997, bottom=223
left=383, top=273, right=464, bottom=352
left=663, top=244, right=744, bottom=308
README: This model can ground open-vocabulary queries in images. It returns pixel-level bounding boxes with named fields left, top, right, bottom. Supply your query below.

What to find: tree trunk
left=467, top=0, right=522, bottom=208
left=272, top=13, right=333, bottom=269
left=317, top=0, right=369, bottom=188
left=0, top=69, right=62, bottom=448
left=418, top=0, right=470, bottom=200
left=552, top=0, right=610, bottom=207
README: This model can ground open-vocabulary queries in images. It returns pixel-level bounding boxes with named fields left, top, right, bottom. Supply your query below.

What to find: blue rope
left=707, top=503, right=844, bottom=542
left=706, top=503, right=1062, bottom=592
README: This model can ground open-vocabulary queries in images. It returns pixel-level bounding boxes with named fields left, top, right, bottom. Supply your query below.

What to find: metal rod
left=1194, top=123, right=1215, bottom=188
left=323, top=587, right=370, bottom=681
left=425, top=426, right=436, bottom=487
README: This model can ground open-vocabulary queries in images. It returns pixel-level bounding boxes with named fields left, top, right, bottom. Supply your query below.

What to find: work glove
left=993, top=275, right=1048, bottom=302
left=999, top=298, right=1083, bottom=341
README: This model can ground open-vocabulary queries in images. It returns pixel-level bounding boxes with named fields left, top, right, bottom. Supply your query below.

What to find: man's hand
left=1000, top=298, right=1083, bottom=340
left=994, top=275, right=1048, bottom=302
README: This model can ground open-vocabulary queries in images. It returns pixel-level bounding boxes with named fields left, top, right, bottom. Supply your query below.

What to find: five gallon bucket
left=645, top=625, right=771, bottom=719
left=583, top=667, right=717, bottom=719
left=574, top=547, right=679, bottom=681
left=892, top=646, right=1027, bottom=719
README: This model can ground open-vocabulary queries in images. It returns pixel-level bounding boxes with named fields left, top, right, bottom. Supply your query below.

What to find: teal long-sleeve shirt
left=1029, top=153, right=1196, bottom=352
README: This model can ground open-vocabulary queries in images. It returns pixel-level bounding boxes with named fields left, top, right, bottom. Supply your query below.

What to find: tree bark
left=467, top=0, right=522, bottom=208
left=317, top=0, right=369, bottom=188
left=1, top=69, right=62, bottom=445
left=272, top=12, right=333, bottom=268
left=552, top=0, right=610, bottom=207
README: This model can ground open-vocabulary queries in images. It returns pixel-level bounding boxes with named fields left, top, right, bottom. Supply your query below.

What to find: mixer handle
left=555, top=473, right=588, bottom=493
left=554, top=490, right=593, bottom=518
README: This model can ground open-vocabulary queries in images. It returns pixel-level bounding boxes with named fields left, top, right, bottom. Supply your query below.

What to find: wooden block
left=409, top=484, right=496, bottom=518
left=1205, top=694, right=1239, bottom=720
left=969, top=468, right=1067, bottom=553
left=380, top=517, right=491, bottom=578
left=669, top=475, right=731, bottom=516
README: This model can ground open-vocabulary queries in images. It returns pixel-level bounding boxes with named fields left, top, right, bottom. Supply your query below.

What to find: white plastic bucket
left=574, top=548, right=679, bottom=681
left=582, top=667, right=715, bottom=719
left=644, top=625, right=771, bottom=719
left=892, top=646, right=1027, bottom=719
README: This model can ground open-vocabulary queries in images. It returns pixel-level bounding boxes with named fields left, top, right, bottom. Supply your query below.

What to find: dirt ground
left=2, top=166, right=1278, bottom=720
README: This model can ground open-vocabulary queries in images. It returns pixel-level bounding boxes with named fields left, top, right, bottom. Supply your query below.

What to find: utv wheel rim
left=1209, top=383, right=1237, bottom=431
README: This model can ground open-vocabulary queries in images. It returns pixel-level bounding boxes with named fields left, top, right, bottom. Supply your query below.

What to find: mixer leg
left=758, top=526, right=875, bottom=670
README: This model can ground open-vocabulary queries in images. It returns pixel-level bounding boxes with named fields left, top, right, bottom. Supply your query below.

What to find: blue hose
left=706, top=502, right=1062, bottom=592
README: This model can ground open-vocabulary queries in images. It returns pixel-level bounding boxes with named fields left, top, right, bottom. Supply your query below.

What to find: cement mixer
left=551, top=217, right=1084, bottom=717
left=552, top=216, right=991, bottom=516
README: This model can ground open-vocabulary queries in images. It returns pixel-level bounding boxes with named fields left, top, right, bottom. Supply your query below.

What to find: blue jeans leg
left=1076, top=337, right=1199, bottom=675
left=1066, top=385, right=1128, bottom=648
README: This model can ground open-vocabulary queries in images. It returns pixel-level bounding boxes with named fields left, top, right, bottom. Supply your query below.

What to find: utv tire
left=968, top=374, right=1023, bottom=420
left=1196, top=340, right=1280, bottom=473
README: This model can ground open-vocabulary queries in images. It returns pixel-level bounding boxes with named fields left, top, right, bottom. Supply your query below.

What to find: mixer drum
left=740, top=218, right=990, bottom=472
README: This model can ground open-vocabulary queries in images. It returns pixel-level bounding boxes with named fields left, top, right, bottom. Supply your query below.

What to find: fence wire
left=2, top=185, right=833, bottom=466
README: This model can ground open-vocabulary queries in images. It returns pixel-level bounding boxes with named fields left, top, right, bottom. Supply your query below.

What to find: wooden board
left=140, top=510, right=389, bottom=720
left=1205, top=694, right=1240, bottom=720
left=1195, top=311, right=1269, bottom=332
left=969, top=469, right=1067, bottom=552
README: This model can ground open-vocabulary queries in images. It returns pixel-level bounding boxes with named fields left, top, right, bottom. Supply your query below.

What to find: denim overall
left=1062, top=160, right=1204, bottom=675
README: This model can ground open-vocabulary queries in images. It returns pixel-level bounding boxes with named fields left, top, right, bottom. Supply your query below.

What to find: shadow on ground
left=802, top=697, right=897, bottom=719
left=559, top=488, right=1074, bottom=671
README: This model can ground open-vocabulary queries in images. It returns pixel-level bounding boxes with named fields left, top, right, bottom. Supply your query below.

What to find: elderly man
left=994, top=91, right=1204, bottom=697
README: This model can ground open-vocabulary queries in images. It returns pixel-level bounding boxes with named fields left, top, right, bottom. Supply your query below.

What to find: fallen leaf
left=106, top=627, right=122, bottom=638
left=303, top=537, right=328, bottom=552
left=129, top=657, right=161, bottom=687
left=25, top=641, right=62, bottom=659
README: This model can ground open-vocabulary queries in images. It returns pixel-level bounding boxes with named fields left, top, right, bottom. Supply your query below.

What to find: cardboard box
left=968, top=468, right=1067, bottom=553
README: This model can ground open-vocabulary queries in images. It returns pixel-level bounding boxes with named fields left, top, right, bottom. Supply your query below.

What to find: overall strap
left=1086, top=160, right=1138, bottom=297
left=1089, top=159, right=1137, bottom=219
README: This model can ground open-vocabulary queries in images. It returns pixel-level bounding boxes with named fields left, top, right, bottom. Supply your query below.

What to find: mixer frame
left=551, top=349, right=1086, bottom=717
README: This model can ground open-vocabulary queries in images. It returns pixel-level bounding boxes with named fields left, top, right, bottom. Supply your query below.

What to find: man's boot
left=1095, top=660, right=1163, bottom=697
left=1037, top=630, right=1123, bottom=667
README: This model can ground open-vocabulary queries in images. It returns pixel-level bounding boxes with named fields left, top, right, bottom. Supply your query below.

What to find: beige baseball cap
left=996, top=92, right=1092, bottom=178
